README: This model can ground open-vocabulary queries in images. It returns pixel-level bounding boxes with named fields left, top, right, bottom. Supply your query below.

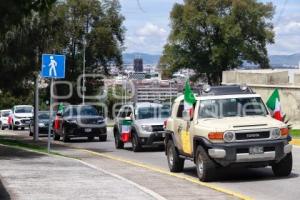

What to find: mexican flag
left=184, top=80, right=196, bottom=117
left=266, top=88, right=283, bottom=121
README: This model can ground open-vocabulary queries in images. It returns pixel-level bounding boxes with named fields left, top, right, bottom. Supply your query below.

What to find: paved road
left=2, top=128, right=300, bottom=200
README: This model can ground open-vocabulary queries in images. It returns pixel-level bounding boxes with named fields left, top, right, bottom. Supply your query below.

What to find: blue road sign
left=41, top=54, right=65, bottom=79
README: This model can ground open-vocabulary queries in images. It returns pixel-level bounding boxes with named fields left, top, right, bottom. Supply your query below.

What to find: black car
left=29, top=111, right=53, bottom=136
left=53, top=105, right=107, bottom=142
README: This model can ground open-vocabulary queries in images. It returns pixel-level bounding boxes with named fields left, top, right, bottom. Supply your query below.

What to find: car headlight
left=141, top=125, right=152, bottom=132
left=97, top=119, right=104, bottom=124
left=271, top=128, right=281, bottom=139
left=38, top=123, right=45, bottom=127
left=223, top=131, right=235, bottom=142
left=67, top=119, right=77, bottom=124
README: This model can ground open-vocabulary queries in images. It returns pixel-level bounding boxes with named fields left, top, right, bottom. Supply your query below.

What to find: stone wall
left=222, top=70, right=300, bottom=128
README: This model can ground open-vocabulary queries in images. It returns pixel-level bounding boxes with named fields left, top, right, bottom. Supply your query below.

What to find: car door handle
left=178, top=125, right=183, bottom=133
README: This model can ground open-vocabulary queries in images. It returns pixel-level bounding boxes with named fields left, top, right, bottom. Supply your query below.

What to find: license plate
left=249, top=146, right=264, bottom=154
left=85, top=128, right=92, bottom=133
left=24, top=120, right=30, bottom=124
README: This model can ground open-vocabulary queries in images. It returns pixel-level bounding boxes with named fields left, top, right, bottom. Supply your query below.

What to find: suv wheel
left=114, top=128, right=124, bottom=149
left=272, top=153, right=293, bottom=177
left=195, top=146, right=216, bottom=182
left=167, top=140, right=184, bottom=172
left=132, top=132, right=142, bottom=152
left=99, top=135, right=107, bottom=142
left=54, top=132, right=60, bottom=141
left=62, top=127, right=70, bottom=142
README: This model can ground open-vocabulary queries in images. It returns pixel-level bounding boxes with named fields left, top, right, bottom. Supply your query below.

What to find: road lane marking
left=76, top=160, right=167, bottom=200
left=291, top=139, right=300, bottom=147
left=81, top=149, right=253, bottom=200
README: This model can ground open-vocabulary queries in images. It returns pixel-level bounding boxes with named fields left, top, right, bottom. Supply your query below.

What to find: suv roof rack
left=198, top=85, right=255, bottom=96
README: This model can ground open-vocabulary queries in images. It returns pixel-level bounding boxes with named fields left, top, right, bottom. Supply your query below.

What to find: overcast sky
left=119, top=0, right=300, bottom=55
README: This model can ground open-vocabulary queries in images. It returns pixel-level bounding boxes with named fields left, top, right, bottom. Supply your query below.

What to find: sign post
left=41, top=54, right=65, bottom=153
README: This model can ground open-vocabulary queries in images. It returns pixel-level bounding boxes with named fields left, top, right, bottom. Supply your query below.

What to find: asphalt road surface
left=4, top=128, right=300, bottom=200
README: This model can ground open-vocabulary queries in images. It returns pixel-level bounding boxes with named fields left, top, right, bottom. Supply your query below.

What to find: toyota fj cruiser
left=164, top=85, right=293, bottom=182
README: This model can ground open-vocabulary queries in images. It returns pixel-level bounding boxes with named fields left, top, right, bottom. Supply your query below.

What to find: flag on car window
left=266, top=88, right=283, bottom=121
left=184, top=80, right=196, bottom=116
left=121, top=119, right=132, bottom=142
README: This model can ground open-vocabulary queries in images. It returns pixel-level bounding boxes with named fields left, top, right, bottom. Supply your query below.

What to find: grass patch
left=0, top=137, right=65, bottom=157
left=290, top=129, right=300, bottom=138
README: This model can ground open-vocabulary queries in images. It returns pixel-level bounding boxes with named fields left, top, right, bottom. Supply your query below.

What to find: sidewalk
left=0, top=131, right=233, bottom=200
left=0, top=145, right=158, bottom=200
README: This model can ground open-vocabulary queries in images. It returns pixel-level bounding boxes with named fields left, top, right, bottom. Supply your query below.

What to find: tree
left=0, top=0, right=60, bottom=102
left=52, top=0, right=125, bottom=104
left=0, top=0, right=125, bottom=107
left=160, top=0, right=275, bottom=85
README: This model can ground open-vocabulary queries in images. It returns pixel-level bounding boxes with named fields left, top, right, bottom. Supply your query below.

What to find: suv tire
left=195, top=146, right=216, bottom=182
left=54, top=132, right=60, bottom=141
left=272, top=152, right=293, bottom=177
left=167, top=140, right=184, bottom=172
left=132, top=131, right=142, bottom=152
left=114, top=128, right=124, bottom=149
left=62, top=127, right=70, bottom=142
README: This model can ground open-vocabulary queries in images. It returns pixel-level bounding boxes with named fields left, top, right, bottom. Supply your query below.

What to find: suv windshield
left=198, top=97, right=268, bottom=118
left=137, top=106, right=170, bottom=119
left=69, top=106, right=99, bottom=116
left=15, top=107, right=33, bottom=114
left=39, top=113, right=50, bottom=120
left=1, top=111, right=10, bottom=117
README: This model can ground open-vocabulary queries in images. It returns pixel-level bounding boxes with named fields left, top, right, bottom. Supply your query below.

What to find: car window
left=176, top=101, right=184, bottom=118
left=63, top=109, right=70, bottom=117
left=39, top=113, right=50, bottom=120
left=118, top=108, right=126, bottom=118
left=1, top=111, right=10, bottom=117
left=15, top=107, right=33, bottom=113
left=79, top=106, right=99, bottom=116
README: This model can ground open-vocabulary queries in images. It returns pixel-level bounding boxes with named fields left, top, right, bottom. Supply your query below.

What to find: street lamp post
left=82, top=36, right=86, bottom=104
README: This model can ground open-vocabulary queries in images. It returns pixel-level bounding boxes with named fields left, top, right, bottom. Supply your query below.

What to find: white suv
left=0, top=110, right=12, bottom=130
left=11, top=105, right=33, bottom=130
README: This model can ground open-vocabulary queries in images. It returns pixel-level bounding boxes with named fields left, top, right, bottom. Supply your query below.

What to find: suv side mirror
left=124, top=116, right=131, bottom=121
left=182, top=110, right=191, bottom=121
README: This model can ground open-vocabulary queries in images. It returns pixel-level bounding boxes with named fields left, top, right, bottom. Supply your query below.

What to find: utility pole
left=82, top=17, right=89, bottom=104
left=34, top=49, right=39, bottom=142
left=34, top=74, right=39, bottom=142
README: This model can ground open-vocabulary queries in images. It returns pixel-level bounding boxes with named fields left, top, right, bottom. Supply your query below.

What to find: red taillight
left=208, top=132, right=224, bottom=140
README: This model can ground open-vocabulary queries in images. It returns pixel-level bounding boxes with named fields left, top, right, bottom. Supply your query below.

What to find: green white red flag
left=184, top=80, right=196, bottom=116
left=266, top=88, right=283, bottom=121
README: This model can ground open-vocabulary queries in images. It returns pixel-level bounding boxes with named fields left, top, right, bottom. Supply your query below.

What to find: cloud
left=268, top=14, right=300, bottom=55
left=136, top=22, right=167, bottom=37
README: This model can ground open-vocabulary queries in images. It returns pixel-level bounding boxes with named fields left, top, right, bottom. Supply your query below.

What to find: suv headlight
left=38, top=123, right=45, bottom=127
left=271, top=128, right=281, bottom=139
left=141, top=125, right=152, bottom=132
left=223, top=131, right=235, bottom=142
left=67, top=119, right=77, bottom=124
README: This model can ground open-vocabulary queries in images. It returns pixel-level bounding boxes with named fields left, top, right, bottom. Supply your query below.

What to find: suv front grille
left=152, top=125, right=164, bottom=132
left=235, top=131, right=270, bottom=140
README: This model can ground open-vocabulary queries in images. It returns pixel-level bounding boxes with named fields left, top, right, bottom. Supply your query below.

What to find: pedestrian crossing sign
left=41, top=54, right=65, bottom=79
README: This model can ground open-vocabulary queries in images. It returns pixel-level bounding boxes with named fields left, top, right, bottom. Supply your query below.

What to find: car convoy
left=0, top=84, right=294, bottom=182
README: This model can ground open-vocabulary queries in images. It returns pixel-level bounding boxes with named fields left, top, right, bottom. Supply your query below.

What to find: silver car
left=113, top=102, right=170, bottom=152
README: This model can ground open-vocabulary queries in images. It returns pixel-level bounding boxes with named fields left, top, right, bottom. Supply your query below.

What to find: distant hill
left=123, top=52, right=160, bottom=65
left=269, top=53, right=300, bottom=67
left=123, top=52, right=300, bottom=68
